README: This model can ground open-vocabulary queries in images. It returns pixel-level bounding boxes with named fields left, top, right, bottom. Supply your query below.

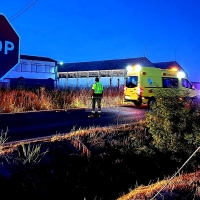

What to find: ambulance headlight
left=177, top=71, right=185, bottom=78
left=135, top=64, right=142, bottom=72
left=126, top=65, right=132, bottom=72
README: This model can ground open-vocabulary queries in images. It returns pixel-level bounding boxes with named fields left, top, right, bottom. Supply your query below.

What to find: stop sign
left=0, top=13, right=20, bottom=79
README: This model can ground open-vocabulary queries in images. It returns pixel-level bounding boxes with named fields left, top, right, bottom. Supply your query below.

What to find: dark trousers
left=92, top=97, right=102, bottom=113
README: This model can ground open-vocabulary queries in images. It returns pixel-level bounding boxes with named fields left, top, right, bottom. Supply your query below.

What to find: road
left=0, top=105, right=147, bottom=142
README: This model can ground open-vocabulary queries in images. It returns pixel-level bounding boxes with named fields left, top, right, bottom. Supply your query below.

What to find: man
left=88, top=77, right=104, bottom=118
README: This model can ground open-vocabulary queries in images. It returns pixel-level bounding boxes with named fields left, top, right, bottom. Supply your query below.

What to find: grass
left=0, top=87, right=125, bottom=113
left=0, top=122, right=199, bottom=199
left=0, top=87, right=199, bottom=199
left=118, top=171, right=200, bottom=200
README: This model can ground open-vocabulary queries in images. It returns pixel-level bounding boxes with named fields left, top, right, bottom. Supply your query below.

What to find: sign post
left=0, top=13, right=20, bottom=79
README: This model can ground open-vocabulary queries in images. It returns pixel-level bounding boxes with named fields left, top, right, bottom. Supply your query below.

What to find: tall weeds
left=16, top=143, right=49, bottom=165
left=0, top=87, right=125, bottom=113
left=0, top=128, right=9, bottom=152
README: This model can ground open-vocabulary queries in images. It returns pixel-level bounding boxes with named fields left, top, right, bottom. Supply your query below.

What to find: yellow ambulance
left=124, top=64, right=200, bottom=106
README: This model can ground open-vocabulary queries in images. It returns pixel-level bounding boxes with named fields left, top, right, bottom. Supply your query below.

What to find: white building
left=0, top=55, right=57, bottom=89
left=57, top=57, right=185, bottom=89
left=0, top=55, right=187, bottom=90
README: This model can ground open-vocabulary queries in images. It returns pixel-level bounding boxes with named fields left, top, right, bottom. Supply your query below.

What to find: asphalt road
left=0, top=105, right=148, bottom=142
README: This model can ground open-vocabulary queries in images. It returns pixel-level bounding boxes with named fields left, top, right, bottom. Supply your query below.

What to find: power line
left=9, top=0, right=38, bottom=21
left=9, top=0, right=38, bottom=22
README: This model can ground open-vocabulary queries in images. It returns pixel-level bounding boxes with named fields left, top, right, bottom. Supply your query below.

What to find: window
left=45, top=65, right=50, bottom=73
left=126, top=76, right=138, bottom=88
left=68, top=72, right=77, bottom=78
left=78, top=71, right=88, bottom=77
left=22, top=63, right=30, bottom=72
left=89, top=71, right=99, bottom=77
left=45, top=65, right=55, bottom=73
left=100, top=70, right=111, bottom=77
left=59, top=73, right=67, bottom=78
left=50, top=66, right=55, bottom=73
left=162, top=77, right=178, bottom=88
left=182, top=78, right=192, bottom=89
left=112, top=70, right=124, bottom=77
left=31, top=64, right=36, bottom=72
left=36, top=65, right=45, bottom=73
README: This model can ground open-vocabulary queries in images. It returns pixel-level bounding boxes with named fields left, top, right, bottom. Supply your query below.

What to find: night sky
left=1, top=0, right=200, bottom=81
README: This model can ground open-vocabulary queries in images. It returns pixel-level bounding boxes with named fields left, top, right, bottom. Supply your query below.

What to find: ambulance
left=124, top=64, right=200, bottom=106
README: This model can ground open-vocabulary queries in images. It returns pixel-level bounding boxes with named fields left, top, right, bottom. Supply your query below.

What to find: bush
left=145, top=88, right=200, bottom=164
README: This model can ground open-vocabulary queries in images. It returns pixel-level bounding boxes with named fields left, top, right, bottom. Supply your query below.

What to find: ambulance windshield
left=126, top=76, right=138, bottom=88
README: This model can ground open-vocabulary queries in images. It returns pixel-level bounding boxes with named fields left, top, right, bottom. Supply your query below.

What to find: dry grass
left=0, top=87, right=126, bottom=113
left=0, top=88, right=199, bottom=199
left=118, top=171, right=200, bottom=199
left=0, top=122, right=199, bottom=199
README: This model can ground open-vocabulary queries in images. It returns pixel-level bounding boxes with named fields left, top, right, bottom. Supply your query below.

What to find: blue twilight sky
left=1, top=0, right=200, bottom=81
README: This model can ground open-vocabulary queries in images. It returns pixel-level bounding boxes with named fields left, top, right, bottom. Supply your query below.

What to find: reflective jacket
left=92, top=82, right=103, bottom=97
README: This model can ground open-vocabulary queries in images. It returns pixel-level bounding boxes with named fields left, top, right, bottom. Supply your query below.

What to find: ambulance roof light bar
left=126, top=65, right=132, bottom=72
left=135, top=64, right=142, bottom=72
left=126, top=64, right=142, bottom=72
left=171, top=67, right=178, bottom=72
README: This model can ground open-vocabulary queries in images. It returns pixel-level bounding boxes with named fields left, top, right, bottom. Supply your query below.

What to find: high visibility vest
left=92, top=82, right=103, bottom=94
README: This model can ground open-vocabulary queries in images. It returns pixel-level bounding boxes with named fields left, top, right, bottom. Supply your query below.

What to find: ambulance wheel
left=133, top=99, right=142, bottom=106
left=148, top=98, right=156, bottom=109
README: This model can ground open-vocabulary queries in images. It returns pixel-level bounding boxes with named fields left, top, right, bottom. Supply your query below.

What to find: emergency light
left=126, top=64, right=142, bottom=72
left=177, top=71, right=185, bottom=78
left=171, top=67, right=178, bottom=71
left=126, top=65, right=132, bottom=72
left=135, top=64, right=142, bottom=72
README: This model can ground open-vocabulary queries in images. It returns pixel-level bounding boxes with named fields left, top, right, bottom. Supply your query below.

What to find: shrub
left=146, top=88, right=200, bottom=165
left=145, top=88, right=200, bottom=163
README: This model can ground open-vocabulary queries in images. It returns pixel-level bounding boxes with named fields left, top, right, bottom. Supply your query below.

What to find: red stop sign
left=0, top=13, right=20, bottom=79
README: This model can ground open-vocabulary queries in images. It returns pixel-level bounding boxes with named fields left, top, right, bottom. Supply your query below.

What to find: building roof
left=153, top=61, right=182, bottom=70
left=20, top=54, right=57, bottom=63
left=58, top=57, right=187, bottom=73
left=153, top=61, right=188, bottom=76
left=58, top=57, right=155, bottom=72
